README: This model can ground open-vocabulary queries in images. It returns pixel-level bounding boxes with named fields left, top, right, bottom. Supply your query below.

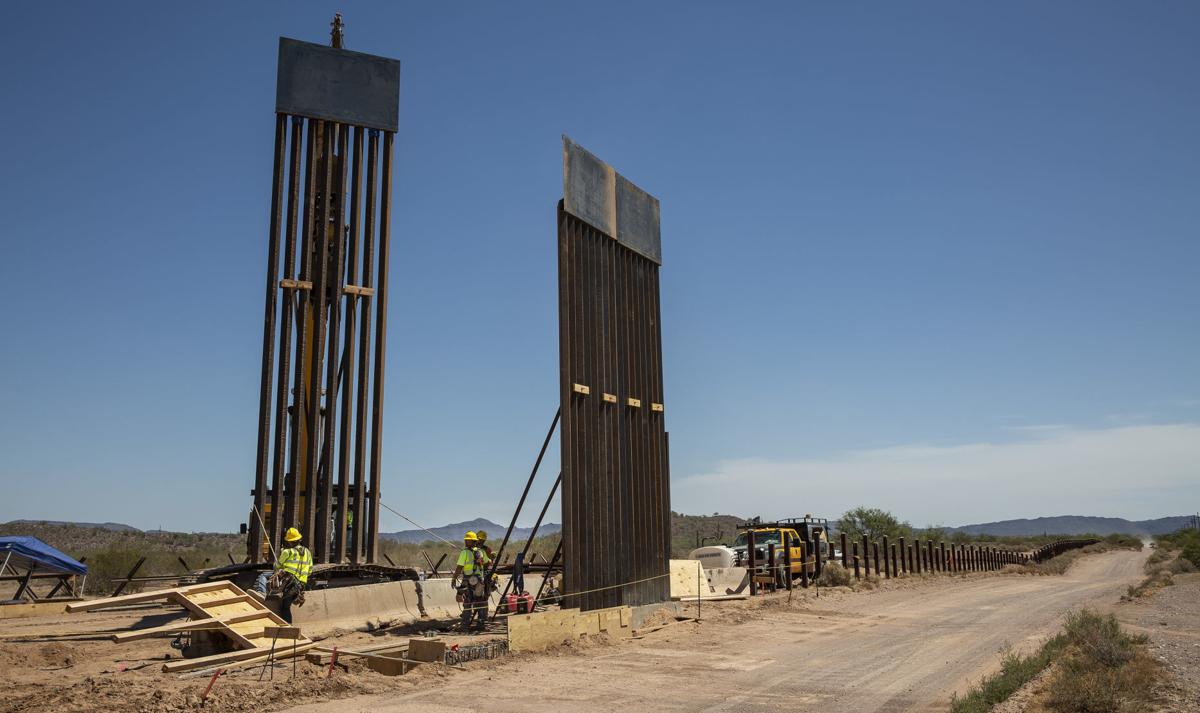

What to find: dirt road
left=289, top=549, right=1148, bottom=713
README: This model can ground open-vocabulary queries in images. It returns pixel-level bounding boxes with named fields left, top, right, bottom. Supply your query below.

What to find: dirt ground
left=1, top=549, right=1165, bottom=713
left=1115, top=570, right=1200, bottom=711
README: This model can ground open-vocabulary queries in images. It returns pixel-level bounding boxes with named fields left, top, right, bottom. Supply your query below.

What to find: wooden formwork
left=66, top=581, right=314, bottom=672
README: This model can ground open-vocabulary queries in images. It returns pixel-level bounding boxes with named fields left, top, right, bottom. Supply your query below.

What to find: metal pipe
left=532, top=541, right=562, bottom=608
left=322, top=123, right=349, bottom=562
left=352, top=130, right=378, bottom=563
left=747, top=530, right=758, bottom=596
left=304, top=120, right=334, bottom=558
left=338, top=125, right=364, bottom=563
left=268, top=116, right=304, bottom=555
left=252, top=113, right=288, bottom=562
left=285, top=118, right=318, bottom=534
left=366, top=130, right=394, bottom=563
left=492, top=471, right=563, bottom=618
left=489, top=409, right=561, bottom=582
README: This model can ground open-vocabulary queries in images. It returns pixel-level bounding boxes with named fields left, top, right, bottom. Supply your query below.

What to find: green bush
left=950, top=638, right=1065, bottom=713
left=1044, top=610, right=1159, bottom=713
left=84, top=548, right=146, bottom=595
left=1155, top=528, right=1200, bottom=569
left=1062, top=610, right=1141, bottom=667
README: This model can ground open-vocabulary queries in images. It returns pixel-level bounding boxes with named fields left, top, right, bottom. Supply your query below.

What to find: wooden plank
left=306, top=641, right=407, bottom=665
left=113, top=619, right=220, bottom=642
left=164, top=641, right=316, bottom=673
left=65, top=581, right=230, bottom=612
left=113, top=610, right=274, bottom=643
left=0, top=601, right=69, bottom=619
left=192, top=594, right=255, bottom=609
left=407, top=638, right=445, bottom=663
left=264, top=626, right=302, bottom=640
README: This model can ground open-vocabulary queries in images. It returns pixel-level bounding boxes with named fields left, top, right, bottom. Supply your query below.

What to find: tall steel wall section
left=558, top=137, right=671, bottom=611
left=249, top=37, right=400, bottom=565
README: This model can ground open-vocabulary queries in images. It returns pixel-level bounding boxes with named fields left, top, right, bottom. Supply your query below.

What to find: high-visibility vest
left=457, top=546, right=490, bottom=575
left=278, top=546, right=313, bottom=585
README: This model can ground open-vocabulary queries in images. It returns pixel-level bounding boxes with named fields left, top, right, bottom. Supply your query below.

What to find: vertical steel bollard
left=882, top=536, right=891, bottom=578
left=914, top=539, right=922, bottom=573
left=748, top=530, right=758, bottom=596
left=927, top=541, right=934, bottom=573
left=852, top=542, right=861, bottom=579
left=940, top=542, right=947, bottom=572
left=890, top=544, right=898, bottom=577
left=783, top=540, right=793, bottom=592
left=862, top=535, right=870, bottom=576
left=768, top=543, right=777, bottom=592
left=814, top=538, right=823, bottom=580
left=873, top=541, right=881, bottom=576
left=898, top=537, right=906, bottom=574
left=841, top=533, right=849, bottom=569
left=800, top=542, right=809, bottom=589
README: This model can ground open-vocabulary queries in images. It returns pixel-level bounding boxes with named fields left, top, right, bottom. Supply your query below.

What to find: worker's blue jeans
left=252, top=571, right=271, bottom=595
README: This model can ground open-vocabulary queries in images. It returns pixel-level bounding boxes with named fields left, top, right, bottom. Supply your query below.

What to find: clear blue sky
left=2, top=2, right=1197, bottom=532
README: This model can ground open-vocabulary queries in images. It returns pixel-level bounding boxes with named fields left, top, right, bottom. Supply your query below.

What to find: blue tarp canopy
left=0, top=536, right=87, bottom=576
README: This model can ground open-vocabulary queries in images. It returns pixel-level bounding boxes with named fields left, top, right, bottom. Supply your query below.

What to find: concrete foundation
left=281, top=574, right=544, bottom=636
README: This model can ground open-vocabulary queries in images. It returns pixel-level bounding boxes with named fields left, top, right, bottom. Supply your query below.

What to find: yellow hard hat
left=476, top=530, right=488, bottom=541
left=284, top=527, right=303, bottom=542
left=464, top=531, right=478, bottom=541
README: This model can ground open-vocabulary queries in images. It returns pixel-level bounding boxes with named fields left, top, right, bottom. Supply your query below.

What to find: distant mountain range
left=5, top=514, right=1192, bottom=542
left=947, top=516, right=1194, bottom=537
left=3, top=519, right=142, bottom=532
left=380, top=518, right=560, bottom=545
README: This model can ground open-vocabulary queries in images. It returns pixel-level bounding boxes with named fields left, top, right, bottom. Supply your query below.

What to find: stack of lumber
left=66, top=581, right=315, bottom=672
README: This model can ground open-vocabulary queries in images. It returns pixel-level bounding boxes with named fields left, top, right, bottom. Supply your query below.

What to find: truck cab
left=732, top=517, right=830, bottom=584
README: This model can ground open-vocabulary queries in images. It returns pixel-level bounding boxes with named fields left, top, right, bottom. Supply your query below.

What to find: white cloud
left=673, top=423, right=1200, bottom=526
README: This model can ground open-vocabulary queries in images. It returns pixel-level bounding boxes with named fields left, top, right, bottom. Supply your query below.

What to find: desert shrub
left=838, top=507, right=913, bottom=542
left=1155, top=528, right=1200, bottom=568
left=852, top=572, right=880, bottom=590
left=1044, top=611, right=1158, bottom=713
left=950, top=637, right=1066, bottom=713
left=1063, top=610, right=1143, bottom=667
left=816, top=562, right=852, bottom=587
left=954, top=609, right=1161, bottom=713
left=1169, top=557, right=1196, bottom=574
left=84, top=548, right=146, bottom=594
left=1181, top=539, right=1200, bottom=569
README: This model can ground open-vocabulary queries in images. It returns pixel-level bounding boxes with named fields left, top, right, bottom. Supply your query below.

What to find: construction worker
left=451, top=531, right=491, bottom=632
left=250, top=527, right=313, bottom=623
left=475, top=530, right=493, bottom=558
left=475, top=529, right=499, bottom=597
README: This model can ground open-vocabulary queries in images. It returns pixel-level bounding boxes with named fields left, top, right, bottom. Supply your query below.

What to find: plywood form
left=507, top=606, right=632, bottom=652
left=66, top=581, right=313, bottom=671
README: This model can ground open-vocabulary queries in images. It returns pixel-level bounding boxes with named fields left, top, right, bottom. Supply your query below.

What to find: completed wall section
left=558, top=137, right=671, bottom=611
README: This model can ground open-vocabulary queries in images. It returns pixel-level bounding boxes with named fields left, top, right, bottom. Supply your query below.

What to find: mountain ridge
left=380, top=518, right=561, bottom=545
left=947, top=515, right=1193, bottom=537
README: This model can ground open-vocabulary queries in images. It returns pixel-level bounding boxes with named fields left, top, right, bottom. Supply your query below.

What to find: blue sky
left=1, top=2, right=1197, bottom=532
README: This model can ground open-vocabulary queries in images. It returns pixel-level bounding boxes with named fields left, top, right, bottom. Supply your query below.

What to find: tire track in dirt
left=287, top=549, right=1148, bottom=713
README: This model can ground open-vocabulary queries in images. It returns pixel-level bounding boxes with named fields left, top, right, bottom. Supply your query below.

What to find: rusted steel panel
left=250, top=35, right=400, bottom=565
left=276, top=38, right=400, bottom=132
left=563, top=137, right=661, bottom=264
left=558, top=142, right=668, bottom=610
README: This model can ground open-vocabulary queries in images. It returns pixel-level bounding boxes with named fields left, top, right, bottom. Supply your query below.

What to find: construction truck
left=732, top=516, right=830, bottom=587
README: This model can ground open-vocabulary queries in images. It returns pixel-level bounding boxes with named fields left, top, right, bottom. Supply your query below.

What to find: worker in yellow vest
left=251, top=527, right=313, bottom=623
left=451, top=531, right=491, bottom=632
